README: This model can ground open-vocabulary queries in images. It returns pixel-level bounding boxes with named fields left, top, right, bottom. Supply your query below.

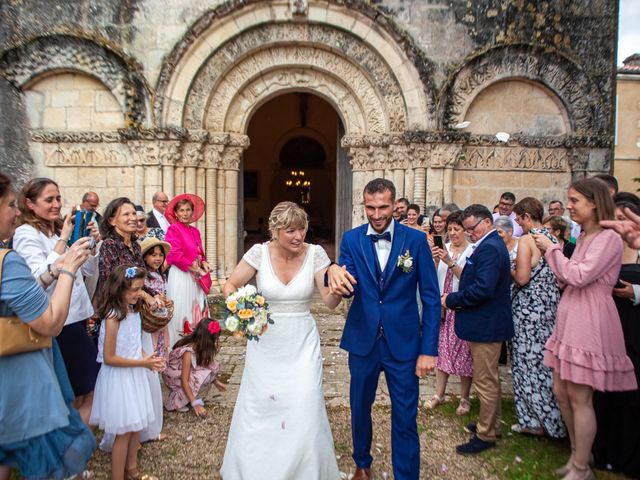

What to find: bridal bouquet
left=220, top=285, right=274, bottom=341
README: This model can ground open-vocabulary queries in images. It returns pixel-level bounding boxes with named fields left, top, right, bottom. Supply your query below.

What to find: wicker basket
left=141, top=295, right=174, bottom=333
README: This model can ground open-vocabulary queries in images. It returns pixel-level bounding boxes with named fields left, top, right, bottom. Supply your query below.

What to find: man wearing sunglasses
left=442, top=204, right=514, bottom=455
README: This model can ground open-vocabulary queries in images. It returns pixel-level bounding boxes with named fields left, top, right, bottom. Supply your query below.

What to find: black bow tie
left=370, top=232, right=391, bottom=243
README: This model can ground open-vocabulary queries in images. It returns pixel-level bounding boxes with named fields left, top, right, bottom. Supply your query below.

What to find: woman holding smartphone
left=429, top=211, right=474, bottom=415
left=533, top=178, right=637, bottom=480
left=13, top=177, right=100, bottom=425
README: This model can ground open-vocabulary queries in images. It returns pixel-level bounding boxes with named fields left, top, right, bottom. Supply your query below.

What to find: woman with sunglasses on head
left=13, top=177, right=100, bottom=426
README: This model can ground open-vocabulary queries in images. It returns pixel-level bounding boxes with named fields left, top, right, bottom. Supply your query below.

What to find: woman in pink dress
left=534, top=178, right=637, bottom=480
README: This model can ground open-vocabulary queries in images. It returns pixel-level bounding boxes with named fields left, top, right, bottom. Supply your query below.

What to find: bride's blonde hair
left=268, top=201, right=308, bottom=240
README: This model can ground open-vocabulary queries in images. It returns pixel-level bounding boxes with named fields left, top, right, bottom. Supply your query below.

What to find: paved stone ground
left=208, top=300, right=513, bottom=408
left=86, top=300, right=514, bottom=479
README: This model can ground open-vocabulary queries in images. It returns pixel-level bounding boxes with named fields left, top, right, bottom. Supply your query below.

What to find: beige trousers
left=469, top=341, right=502, bottom=442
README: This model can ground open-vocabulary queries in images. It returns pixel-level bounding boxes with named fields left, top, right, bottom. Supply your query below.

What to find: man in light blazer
left=327, top=178, right=440, bottom=480
left=443, top=204, right=514, bottom=454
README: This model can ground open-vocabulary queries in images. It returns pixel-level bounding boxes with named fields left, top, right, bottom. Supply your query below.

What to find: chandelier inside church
left=285, top=170, right=311, bottom=204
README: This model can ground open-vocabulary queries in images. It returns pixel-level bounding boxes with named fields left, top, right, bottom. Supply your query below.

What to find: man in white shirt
left=491, top=192, right=523, bottom=237
left=147, top=191, right=170, bottom=233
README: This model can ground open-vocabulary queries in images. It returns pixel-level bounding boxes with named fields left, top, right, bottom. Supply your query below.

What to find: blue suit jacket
left=338, top=221, right=441, bottom=361
left=445, top=230, right=514, bottom=342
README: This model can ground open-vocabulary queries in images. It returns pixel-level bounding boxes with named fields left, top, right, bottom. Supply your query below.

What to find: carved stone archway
left=439, top=44, right=608, bottom=136
left=152, top=1, right=437, bottom=281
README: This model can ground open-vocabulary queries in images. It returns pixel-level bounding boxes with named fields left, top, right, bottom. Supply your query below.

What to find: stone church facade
left=0, top=0, right=617, bottom=286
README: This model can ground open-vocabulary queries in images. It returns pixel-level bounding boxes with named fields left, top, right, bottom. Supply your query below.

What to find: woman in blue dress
left=0, top=172, right=95, bottom=480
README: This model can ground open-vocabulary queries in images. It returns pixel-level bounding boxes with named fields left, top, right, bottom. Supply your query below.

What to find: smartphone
left=68, top=210, right=84, bottom=246
left=68, top=210, right=95, bottom=246
left=434, top=235, right=444, bottom=249
left=614, top=280, right=625, bottom=289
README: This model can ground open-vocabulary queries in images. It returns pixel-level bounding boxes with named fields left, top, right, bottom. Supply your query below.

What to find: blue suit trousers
left=349, top=335, right=420, bottom=480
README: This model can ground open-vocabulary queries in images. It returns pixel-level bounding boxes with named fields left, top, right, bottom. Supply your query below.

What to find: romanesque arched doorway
left=242, top=92, right=344, bottom=258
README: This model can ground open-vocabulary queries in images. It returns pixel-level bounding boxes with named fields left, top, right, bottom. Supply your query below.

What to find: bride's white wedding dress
left=220, top=243, right=340, bottom=480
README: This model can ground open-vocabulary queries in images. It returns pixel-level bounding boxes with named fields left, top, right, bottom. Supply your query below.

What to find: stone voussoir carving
left=441, top=44, right=608, bottom=136
left=154, top=1, right=437, bottom=126
left=1, top=34, right=148, bottom=127
left=178, top=23, right=409, bottom=133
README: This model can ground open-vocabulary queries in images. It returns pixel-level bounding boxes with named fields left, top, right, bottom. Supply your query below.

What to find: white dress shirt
left=366, top=220, right=395, bottom=271
left=13, top=224, right=98, bottom=326
left=152, top=208, right=170, bottom=233
left=470, top=228, right=496, bottom=253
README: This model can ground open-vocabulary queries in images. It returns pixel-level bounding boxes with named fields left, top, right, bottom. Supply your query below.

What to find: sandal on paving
left=125, top=468, right=158, bottom=480
left=425, top=395, right=444, bottom=409
left=456, top=398, right=471, bottom=416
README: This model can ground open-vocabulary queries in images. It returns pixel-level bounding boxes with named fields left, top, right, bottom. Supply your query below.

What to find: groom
left=327, top=178, right=440, bottom=480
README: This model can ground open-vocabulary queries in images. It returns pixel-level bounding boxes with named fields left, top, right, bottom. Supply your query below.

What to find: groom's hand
left=327, top=264, right=357, bottom=296
left=415, top=355, right=436, bottom=378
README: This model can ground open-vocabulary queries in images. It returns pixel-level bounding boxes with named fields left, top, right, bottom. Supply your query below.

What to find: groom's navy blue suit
left=339, top=220, right=440, bottom=480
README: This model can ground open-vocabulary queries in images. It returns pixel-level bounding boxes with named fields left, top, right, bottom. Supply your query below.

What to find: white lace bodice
left=243, top=243, right=330, bottom=314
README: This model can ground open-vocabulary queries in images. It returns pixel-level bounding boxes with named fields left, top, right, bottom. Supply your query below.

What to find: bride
left=220, top=202, right=342, bottom=479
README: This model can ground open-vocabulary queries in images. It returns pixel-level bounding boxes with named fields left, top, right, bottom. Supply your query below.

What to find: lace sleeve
left=242, top=243, right=263, bottom=270
left=313, top=244, right=331, bottom=273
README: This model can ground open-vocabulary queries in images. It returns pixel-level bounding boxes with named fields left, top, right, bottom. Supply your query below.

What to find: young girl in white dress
left=90, top=265, right=165, bottom=480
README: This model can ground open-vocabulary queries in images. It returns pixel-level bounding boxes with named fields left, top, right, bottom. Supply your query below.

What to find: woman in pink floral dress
left=430, top=211, right=474, bottom=415
left=534, top=178, right=637, bottom=480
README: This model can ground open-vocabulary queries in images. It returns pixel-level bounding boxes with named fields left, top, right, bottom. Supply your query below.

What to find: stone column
left=156, top=140, right=181, bottom=208
left=196, top=166, right=206, bottom=234
left=162, top=164, right=175, bottom=198
left=221, top=147, right=242, bottom=278
left=134, top=165, right=144, bottom=204
left=203, top=140, right=223, bottom=291
left=216, top=168, right=226, bottom=282
left=413, top=168, right=426, bottom=212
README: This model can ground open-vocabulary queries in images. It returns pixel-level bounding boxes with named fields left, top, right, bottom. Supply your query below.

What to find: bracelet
left=58, top=269, right=75, bottom=280
left=47, top=263, right=59, bottom=279
left=191, top=398, right=204, bottom=408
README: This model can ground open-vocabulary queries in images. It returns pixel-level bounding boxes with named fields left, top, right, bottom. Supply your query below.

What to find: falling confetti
left=281, top=421, right=286, bottom=430
left=185, top=434, right=193, bottom=442
left=441, top=464, right=448, bottom=473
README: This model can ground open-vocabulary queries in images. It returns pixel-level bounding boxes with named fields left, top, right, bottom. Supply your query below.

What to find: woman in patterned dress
left=429, top=211, right=474, bottom=415
left=511, top=197, right=566, bottom=438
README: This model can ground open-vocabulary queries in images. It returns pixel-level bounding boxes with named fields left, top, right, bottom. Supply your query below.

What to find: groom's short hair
left=364, top=178, right=396, bottom=201
left=461, top=204, right=493, bottom=222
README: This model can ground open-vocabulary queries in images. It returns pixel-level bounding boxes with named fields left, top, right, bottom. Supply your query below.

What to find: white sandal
left=425, top=394, right=444, bottom=409
left=456, top=397, right=471, bottom=416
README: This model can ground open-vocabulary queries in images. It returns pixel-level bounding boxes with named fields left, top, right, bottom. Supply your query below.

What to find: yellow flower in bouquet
left=220, top=284, right=274, bottom=342
left=226, top=299, right=238, bottom=312
left=237, top=308, right=254, bottom=320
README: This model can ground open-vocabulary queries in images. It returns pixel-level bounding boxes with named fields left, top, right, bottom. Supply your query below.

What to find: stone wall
left=0, top=0, right=620, bottom=281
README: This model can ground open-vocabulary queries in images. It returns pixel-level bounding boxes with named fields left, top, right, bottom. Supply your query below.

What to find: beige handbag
left=0, top=249, right=52, bottom=357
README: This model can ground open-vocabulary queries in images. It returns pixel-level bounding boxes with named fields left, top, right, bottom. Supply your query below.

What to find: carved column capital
left=221, top=147, right=242, bottom=170
left=128, top=140, right=160, bottom=166
left=430, top=144, right=463, bottom=169
left=181, top=141, right=205, bottom=167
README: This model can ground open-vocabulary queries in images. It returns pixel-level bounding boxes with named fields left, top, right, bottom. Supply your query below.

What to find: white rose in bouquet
left=247, top=321, right=262, bottom=335
left=225, top=316, right=239, bottom=332
left=244, top=284, right=257, bottom=296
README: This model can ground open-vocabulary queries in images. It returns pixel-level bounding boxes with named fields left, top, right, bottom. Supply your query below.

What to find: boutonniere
left=397, top=250, right=413, bottom=273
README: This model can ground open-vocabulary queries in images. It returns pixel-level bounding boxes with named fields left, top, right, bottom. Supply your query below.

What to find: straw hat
left=139, top=236, right=171, bottom=257
left=164, top=193, right=205, bottom=224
